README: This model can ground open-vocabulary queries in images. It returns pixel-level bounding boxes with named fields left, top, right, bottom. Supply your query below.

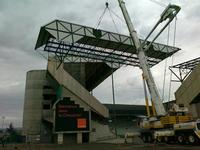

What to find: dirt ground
left=0, top=143, right=200, bottom=150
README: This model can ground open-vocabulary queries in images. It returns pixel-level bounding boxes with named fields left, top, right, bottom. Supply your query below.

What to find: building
left=22, top=19, right=179, bottom=144
left=174, top=62, right=200, bottom=118
left=22, top=58, right=150, bottom=143
left=23, top=58, right=121, bottom=143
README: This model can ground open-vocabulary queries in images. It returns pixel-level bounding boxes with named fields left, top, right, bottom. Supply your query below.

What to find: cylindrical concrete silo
left=22, top=70, right=47, bottom=142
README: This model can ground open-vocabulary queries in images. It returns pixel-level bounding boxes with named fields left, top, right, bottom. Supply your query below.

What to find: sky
left=0, top=0, right=199, bottom=127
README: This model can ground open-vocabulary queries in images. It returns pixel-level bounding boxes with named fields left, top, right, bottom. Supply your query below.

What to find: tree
left=6, top=123, right=17, bottom=143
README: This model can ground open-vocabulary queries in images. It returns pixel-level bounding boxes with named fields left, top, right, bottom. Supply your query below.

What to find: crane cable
left=95, top=1, right=121, bottom=137
left=168, top=17, right=177, bottom=103
left=148, top=0, right=178, bottom=105
left=162, top=24, right=171, bottom=102
left=95, top=2, right=109, bottom=29
left=95, top=1, right=122, bottom=34
left=109, top=8, right=125, bottom=23
left=108, top=7, right=119, bottom=33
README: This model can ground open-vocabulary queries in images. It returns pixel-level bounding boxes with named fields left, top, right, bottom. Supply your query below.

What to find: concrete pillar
left=89, top=131, right=96, bottom=142
left=190, top=103, right=200, bottom=118
left=57, top=133, right=63, bottom=144
left=77, top=133, right=82, bottom=144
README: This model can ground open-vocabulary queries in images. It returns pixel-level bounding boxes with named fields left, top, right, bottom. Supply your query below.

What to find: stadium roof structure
left=35, top=19, right=180, bottom=68
left=169, top=57, right=200, bottom=82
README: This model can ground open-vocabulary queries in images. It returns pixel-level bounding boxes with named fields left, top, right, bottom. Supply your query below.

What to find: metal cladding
left=35, top=20, right=180, bottom=68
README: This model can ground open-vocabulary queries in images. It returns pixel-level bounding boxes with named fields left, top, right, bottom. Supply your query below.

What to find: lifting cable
left=95, top=2, right=109, bottom=29
left=148, top=0, right=177, bottom=102
left=168, top=17, right=177, bottom=103
left=162, top=24, right=171, bottom=102
left=95, top=1, right=123, bottom=33
left=148, top=0, right=169, bottom=102
left=109, top=9, right=124, bottom=23
left=95, top=1, right=121, bottom=137
left=108, top=7, right=119, bottom=33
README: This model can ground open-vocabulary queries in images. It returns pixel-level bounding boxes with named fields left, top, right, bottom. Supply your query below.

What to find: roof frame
left=169, top=57, right=200, bottom=82
left=35, top=20, right=180, bottom=68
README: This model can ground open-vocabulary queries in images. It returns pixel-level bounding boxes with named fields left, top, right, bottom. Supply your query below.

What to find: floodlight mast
left=117, top=0, right=169, bottom=116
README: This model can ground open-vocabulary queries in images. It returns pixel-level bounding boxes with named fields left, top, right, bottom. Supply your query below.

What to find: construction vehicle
left=117, top=0, right=200, bottom=144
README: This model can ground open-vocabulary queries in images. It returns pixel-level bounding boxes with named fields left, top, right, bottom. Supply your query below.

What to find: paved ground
left=1, top=143, right=200, bottom=150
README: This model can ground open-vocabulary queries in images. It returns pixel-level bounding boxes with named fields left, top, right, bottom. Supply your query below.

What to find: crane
left=118, top=0, right=200, bottom=144
left=117, top=0, right=180, bottom=116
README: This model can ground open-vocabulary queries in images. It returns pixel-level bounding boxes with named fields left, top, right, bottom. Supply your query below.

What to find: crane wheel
left=177, top=134, right=185, bottom=144
left=188, top=134, right=196, bottom=144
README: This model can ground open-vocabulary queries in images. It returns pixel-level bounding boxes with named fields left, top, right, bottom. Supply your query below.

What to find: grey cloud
left=0, top=83, right=24, bottom=127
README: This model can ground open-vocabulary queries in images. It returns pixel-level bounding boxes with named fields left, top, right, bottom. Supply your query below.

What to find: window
left=43, top=104, right=51, bottom=110
left=43, top=85, right=52, bottom=89
left=43, top=94, right=51, bottom=100
left=197, top=123, right=200, bottom=130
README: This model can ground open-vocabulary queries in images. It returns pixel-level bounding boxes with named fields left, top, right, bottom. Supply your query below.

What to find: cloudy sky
left=0, top=0, right=199, bottom=127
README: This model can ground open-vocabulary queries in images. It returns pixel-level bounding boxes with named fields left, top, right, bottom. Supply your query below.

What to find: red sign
left=77, top=118, right=87, bottom=128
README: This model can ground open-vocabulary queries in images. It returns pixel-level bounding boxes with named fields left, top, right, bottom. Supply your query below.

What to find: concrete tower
left=23, top=70, right=47, bottom=142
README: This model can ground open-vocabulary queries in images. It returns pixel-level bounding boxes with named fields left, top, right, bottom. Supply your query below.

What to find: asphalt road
left=1, top=143, right=200, bottom=150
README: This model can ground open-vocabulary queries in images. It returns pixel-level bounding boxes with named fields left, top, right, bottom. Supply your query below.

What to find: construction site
left=1, top=0, right=200, bottom=149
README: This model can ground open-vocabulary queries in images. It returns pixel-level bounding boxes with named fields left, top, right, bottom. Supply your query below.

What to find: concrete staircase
left=47, top=58, right=109, bottom=118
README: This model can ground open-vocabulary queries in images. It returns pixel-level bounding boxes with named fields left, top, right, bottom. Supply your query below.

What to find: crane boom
left=118, top=0, right=166, bottom=116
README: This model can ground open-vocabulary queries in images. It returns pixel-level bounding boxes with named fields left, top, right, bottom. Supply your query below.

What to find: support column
left=77, top=132, right=82, bottom=144
left=57, top=133, right=63, bottom=144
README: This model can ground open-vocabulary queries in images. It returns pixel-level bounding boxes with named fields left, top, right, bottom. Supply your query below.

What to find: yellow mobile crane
left=118, top=0, right=200, bottom=144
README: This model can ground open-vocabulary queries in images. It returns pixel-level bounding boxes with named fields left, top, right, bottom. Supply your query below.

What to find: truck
left=117, top=0, right=200, bottom=144
left=139, top=104, right=200, bottom=144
